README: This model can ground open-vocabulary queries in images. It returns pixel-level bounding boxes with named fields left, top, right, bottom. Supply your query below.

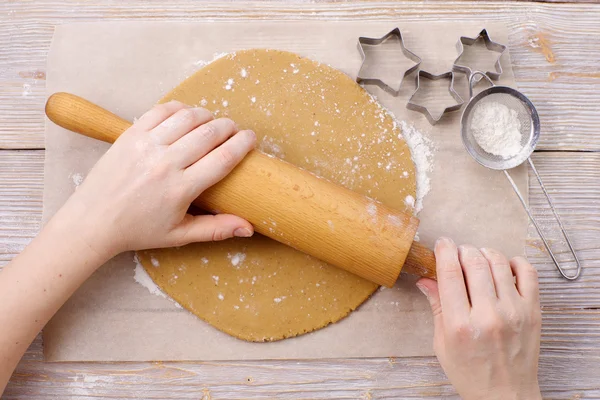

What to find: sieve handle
left=468, top=71, right=495, bottom=99
left=503, top=161, right=581, bottom=280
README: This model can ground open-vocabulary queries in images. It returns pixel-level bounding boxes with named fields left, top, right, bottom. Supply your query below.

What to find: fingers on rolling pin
left=169, top=118, right=239, bottom=169
left=184, top=129, right=257, bottom=194
left=136, top=100, right=190, bottom=131
left=435, top=237, right=470, bottom=318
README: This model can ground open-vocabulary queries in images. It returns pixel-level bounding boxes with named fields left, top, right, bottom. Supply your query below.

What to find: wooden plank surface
left=2, top=311, right=600, bottom=399
left=1, top=149, right=599, bottom=397
left=1, top=0, right=599, bottom=398
left=4, top=337, right=600, bottom=400
left=1, top=1, right=600, bottom=150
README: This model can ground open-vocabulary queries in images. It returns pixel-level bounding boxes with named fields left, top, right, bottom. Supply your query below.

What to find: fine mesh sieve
left=461, top=72, right=581, bottom=280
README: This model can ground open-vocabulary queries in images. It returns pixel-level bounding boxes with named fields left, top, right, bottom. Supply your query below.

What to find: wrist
left=470, top=384, right=541, bottom=400
left=517, top=383, right=542, bottom=400
left=46, top=195, right=118, bottom=266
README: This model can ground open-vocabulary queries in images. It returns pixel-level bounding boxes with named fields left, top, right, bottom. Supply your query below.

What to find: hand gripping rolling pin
left=45, top=93, right=436, bottom=287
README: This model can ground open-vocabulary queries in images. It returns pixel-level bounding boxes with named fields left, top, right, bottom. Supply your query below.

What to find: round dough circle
left=137, top=49, right=416, bottom=342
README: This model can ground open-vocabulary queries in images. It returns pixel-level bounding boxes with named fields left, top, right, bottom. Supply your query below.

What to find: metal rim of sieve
left=461, top=84, right=540, bottom=171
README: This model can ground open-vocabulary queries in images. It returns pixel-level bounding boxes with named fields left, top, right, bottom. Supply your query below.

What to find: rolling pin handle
left=402, top=242, right=437, bottom=280
left=46, top=92, right=131, bottom=144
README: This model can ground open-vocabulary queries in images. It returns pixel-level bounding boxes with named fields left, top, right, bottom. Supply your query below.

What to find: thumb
left=169, top=213, right=254, bottom=245
left=416, top=278, right=443, bottom=332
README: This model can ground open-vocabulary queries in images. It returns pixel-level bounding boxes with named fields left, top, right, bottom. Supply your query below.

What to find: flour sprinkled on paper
left=133, top=255, right=166, bottom=299
left=363, top=94, right=434, bottom=214
left=70, top=172, right=84, bottom=187
left=400, top=121, right=434, bottom=213
left=133, top=254, right=183, bottom=309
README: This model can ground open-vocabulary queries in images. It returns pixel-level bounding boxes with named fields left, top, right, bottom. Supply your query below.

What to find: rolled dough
left=137, top=49, right=416, bottom=342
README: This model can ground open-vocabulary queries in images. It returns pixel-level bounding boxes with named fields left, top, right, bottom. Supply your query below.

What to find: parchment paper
left=43, top=21, right=527, bottom=361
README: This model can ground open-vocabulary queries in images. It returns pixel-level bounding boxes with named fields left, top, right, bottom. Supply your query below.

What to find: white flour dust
left=471, top=101, right=523, bottom=159
left=400, top=121, right=434, bottom=213
left=70, top=172, right=84, bottom=187
left=133, top=256, right=166, bottom=299
left=194, top=52, right=236, bottom=68
left=22, top=83, right=32, bottom=97
left=228, top=252, right=246, bottom=267
left=150, top=256, right=160, bottom=267
left=366, top=93, right=434, bottom=214
left=133, top=255, right=183, bottom=308
left=192, top=54, right=433, bottom=214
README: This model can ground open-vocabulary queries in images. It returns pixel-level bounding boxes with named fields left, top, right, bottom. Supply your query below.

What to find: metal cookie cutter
left=453, top=28, right=506, bottom=80
left=407, top=70, right=464, bottom=125
left=356, top=28, right=422, bottom=96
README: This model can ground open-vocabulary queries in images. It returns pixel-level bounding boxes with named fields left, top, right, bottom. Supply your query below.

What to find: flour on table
left=22, top=83, right=32, bottom=97
left=364, top=93, right=434, bottom=214
left=133, top=256, right=166, bottom=299
left=400, top=121, right=435, bottom=213
left=193, top=59, right=209, bottom=67
left=70, top=172, right=84, bottom=187
left=133, top=255, right=183, bottom=309
left=193, top=52, right=237, bottom=69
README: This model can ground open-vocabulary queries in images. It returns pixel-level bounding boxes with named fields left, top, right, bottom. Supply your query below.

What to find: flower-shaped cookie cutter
left=356, top=28, right=422, bottom=96
left=453, top=28, right=506, bottom=80
left=406, top=70, right=464, bottom=125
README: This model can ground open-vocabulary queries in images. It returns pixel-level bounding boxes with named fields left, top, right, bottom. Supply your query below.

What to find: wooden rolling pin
left=45, top=92, right=436, bottom=287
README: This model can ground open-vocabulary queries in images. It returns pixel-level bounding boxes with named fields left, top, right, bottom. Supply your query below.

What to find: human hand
left=59, top=101, right=256, bottom=260
left=417, top=238, right=542, bottom=400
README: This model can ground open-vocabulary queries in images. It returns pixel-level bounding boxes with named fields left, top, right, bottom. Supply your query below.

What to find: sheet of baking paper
left=43, top=21, right=527, bottom=361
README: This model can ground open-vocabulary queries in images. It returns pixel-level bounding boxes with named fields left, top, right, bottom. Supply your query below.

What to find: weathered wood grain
left=0, top=150, right=42, bottom=265
left=526, top=153, right=600, bottom=308
left=4, top=310, right=600, bottom=400
left=1, top=149, right=599, bottom=398
left=1, top=1, right=600, bottom=150
left=1, top=1, right=599, bottom=398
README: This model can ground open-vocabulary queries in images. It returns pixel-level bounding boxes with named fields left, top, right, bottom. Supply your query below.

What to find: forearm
left=0, top=204, right=111, bottom=392
left=0, top=101, right=255, bottom=394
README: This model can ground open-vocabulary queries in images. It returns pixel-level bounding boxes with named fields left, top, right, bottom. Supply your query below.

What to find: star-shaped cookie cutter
left=356, top=28, right=422, bottom=96
left=453, top=28, right=506, bottom=80
left=406, top=70, right=464, bottom=125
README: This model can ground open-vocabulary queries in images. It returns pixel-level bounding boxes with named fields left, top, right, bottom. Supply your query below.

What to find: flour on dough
left=137, top=49, right=416, bottom=342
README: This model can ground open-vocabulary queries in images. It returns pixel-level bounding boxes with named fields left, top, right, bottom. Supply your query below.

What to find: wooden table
left=1, top=1, right=599, bottom=398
